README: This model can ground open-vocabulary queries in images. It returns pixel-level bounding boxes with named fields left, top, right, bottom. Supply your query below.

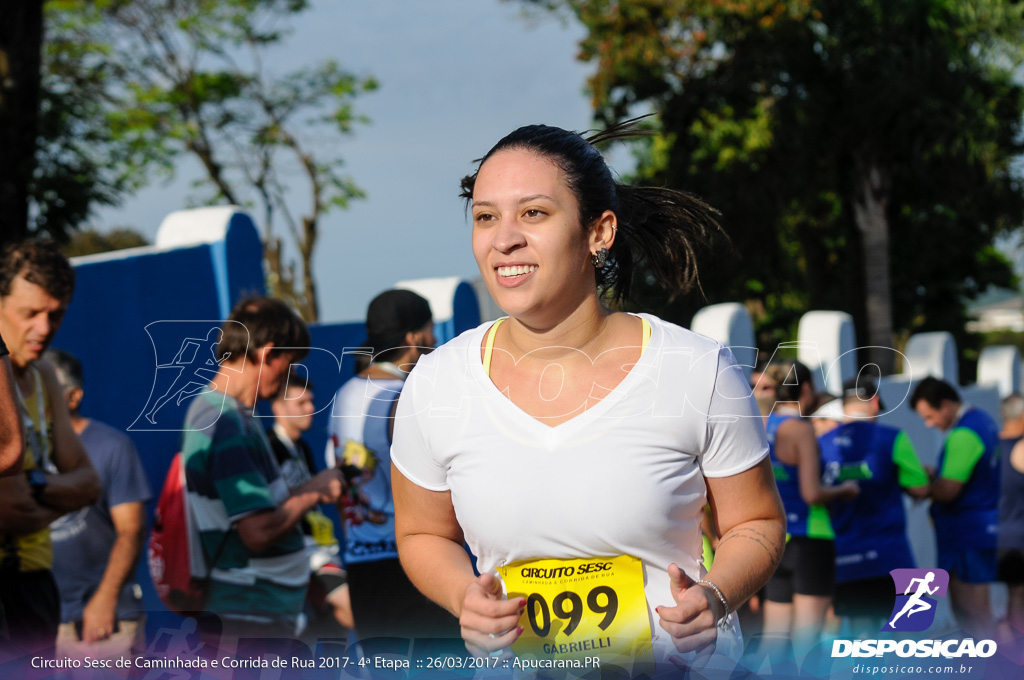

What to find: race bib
left=497, top=555, right=653, bottom=666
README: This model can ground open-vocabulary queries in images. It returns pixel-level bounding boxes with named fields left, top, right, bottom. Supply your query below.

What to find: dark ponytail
left=602, top=183, right=721, bottom=304
left=460, top=117, right=725, bottom=305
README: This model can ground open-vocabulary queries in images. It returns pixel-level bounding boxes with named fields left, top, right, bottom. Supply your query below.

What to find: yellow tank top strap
left=19, top=364, right=52, bottom=470
left=482, top=317, right=507, bottom=377
left=485, top=316, right=651, bottom=377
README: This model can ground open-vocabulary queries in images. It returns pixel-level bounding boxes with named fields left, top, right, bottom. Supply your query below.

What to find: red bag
left=148, top=452, right=208, bottom=614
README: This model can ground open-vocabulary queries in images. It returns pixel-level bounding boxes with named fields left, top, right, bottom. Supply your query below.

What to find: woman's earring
left=591, top=248, right=609, bottom=269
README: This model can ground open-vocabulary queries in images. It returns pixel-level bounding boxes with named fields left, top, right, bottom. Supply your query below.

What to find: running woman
left=391, top=121, right=786, bottom=671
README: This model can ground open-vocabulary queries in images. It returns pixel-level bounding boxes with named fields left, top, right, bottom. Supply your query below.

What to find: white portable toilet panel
left=394, top=277, right=465, bottom=324
left=690, top=303, right=756, bottom=380
left=902, top=331, right=959, bottom=385
left=976, top=345, right=1021, bottom=399
left=796, top=311, right=857, bottom=395
left=960, top=384, right=1002, bottom=427
left=156, top=205, right=248, bottom=247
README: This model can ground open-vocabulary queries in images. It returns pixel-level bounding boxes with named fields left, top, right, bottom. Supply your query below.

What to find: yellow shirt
left=0, top=365, right=54, bottom=572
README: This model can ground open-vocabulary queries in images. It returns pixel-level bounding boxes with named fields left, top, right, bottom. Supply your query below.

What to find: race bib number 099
left=497, top=555, right=653, bottom=664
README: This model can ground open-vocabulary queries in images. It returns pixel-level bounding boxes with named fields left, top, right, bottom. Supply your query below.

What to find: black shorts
left=346, top=558, right=462, bottom=643
left=0, top=569, right=60, bottom=653
left=308, top=562, right=348, bottom=614
left=833, top=576, right=895, bottom=619
left=999, top=549, right=1024, bottom=586
left=764, top=536, right=835, bottom=602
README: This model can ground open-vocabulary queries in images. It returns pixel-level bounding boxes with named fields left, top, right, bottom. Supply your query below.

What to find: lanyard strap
left=271, top=424, right=314, bottom=479
left=373, top=361, right=407, bottom=379
left=13, top=367, right=50, bottom=472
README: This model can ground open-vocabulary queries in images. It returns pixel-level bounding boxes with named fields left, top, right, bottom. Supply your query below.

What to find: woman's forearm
left=703, top=517, right=785, bottom=610
left=398, top=533, right=479, bottom=617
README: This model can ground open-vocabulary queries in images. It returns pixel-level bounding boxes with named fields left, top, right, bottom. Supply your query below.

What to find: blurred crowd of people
left=0, top=239, right=455, bottom=668
left=737, top=358, right=1023, bottom=661
left=0, top=202, right=1021, bottom=673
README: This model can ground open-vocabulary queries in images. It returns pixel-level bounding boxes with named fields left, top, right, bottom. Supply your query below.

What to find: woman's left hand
left=655, top=563, right=723, bottom=663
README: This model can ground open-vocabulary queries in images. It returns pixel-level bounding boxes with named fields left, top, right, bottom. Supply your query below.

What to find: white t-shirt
left=391, top=314, right=768, bottom=661
left=327, top=375, right=405, bottom=565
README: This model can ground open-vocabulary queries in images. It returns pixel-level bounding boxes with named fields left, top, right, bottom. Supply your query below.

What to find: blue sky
left=92, top=0, right=635, bottom=323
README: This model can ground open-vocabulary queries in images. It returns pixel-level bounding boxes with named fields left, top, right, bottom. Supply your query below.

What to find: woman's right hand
left=459, top=572, right=525, bottom=657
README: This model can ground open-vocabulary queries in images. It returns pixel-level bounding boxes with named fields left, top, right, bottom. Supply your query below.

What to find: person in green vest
left=761, top=360, right=859, bottom=659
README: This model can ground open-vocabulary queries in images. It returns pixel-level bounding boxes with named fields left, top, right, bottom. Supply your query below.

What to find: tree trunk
left=0, top=0, right=44, bottom=245
left=300, top=215, right=318, bottom=323
left=851, top=153, right=894, bottom=375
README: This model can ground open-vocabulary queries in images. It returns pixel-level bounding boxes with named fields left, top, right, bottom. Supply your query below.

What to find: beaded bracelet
left=696, top=578, right=730, bottom=629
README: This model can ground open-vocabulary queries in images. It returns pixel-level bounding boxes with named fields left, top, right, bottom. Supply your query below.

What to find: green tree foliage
left=516, top=0, right=1024, bottom=371
left=36, top=0, right=377, bottom=321
left=0, top=1, right=44, bottom=243
left=63, top=227, right=149, bottom=258
left=31, top=2, right=158, bottom=242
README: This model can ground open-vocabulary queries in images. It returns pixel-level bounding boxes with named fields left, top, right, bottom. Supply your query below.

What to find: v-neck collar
left=469, top=313, right=659, bottom=446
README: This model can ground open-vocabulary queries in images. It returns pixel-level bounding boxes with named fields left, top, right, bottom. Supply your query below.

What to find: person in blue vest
left=762, top=360, right=859, bottom=657
left=997, top=394, right=1024, bottom=636
left=819, top=376, right=930, bottom=635
left=911, top=376, right=999, bottom=638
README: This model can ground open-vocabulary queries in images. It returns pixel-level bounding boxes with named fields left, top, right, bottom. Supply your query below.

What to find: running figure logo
left=144, top=327, right=229, bottom=424
left=882, top=568, right=950, bottom=632
left=130, top=321, right=248, bottom=431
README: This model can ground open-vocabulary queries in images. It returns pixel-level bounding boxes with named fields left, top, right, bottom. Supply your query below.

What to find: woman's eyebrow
left=473, top=194, right=554, bottom=208
left=518, top=194, right=554, bottom=204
